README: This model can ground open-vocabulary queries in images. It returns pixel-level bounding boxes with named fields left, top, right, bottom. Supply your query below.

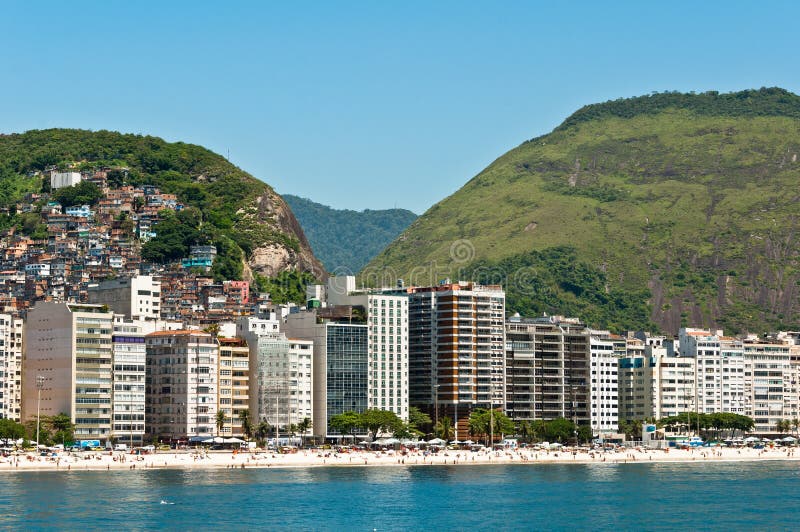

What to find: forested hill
left=366, top=88, right=800, bottom=334
left=283, top=194, right=417, bottom=274
left=0, top=129, right=324, bottom=283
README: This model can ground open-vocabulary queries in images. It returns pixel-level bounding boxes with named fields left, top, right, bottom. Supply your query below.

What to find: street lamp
left=35, top=375, right=45, bottom=449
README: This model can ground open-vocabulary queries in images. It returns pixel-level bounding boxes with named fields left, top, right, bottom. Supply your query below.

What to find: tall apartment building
left=217, top=337, right=250, bottom=436
left=652, top=347, right=697, bottom=419
left=145, top=330, right=219, bottom=442
left=327, top=281, right=410, bottom=421
left=742, top=337, right=795, bottom=433
left=111, top=317, right=146, bottom=446
left=403, top=282, right=505, bottom=439
left=242, top=331, right=313, bottom=433
left=0, top=315, right=23, bottom=421
left=588, top=333, right=619, bottom=434
left=283, top=310, right=368, bottom=439
left=88, top=275, right=161, bottom=321
left=505, top=315, right=590, bottom=427
left=22, top=303, right=115, bottom=442
left=680, top=328, right=747, bottom=415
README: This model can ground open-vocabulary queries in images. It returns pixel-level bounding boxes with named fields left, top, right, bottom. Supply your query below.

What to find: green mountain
left=0, top=129, right=325, bottom=286
left=283, top=194, right=417, bottom=274
left=365, top=88, right=800, bottom=334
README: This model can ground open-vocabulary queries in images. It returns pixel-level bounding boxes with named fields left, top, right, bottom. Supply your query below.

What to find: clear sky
left=3, top=1, right=799, bottom=213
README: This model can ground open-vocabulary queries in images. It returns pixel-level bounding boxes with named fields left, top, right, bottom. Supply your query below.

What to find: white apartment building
left=23, top=303, right=115, bottom=442
left=145, top=330, right=219, bottom=442
left=244, top=332, right=313, bottom=432
left=88, top=275, right=161, bottom=321
left=111, top=317, right=146, bottom=446
left=680, top=328, right=747, bottom=416
left=0, top=315, right=23, bottom=421
left=742, top=338, right=795, bottom=433
left=589, top=333, right=618, bottom=434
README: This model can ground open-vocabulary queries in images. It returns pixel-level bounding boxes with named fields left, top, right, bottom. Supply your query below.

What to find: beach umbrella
left=223, top=438, right=245, bottom=444
left=744, top=436, right=759, bottom=442
left=427, top=438, right=445, bottom=445
left=782, top=436, right=796, bottom=442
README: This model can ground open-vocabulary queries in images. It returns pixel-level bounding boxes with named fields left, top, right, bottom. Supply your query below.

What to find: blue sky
left=2, top=1, right=799, bottom=213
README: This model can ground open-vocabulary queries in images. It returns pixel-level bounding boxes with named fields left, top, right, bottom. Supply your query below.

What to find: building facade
left=111, top=317, right=146, bottom=446
left=22, top=303, right=114, bottom=442
left=0, top=314, right=23, bottom=421
left=145, top=330, right=219, bottom=441
left=218, top=337, right=250, bottom=437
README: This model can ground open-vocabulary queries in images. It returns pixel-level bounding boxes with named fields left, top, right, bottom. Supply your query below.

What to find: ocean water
left=1, top=462, right=799, bottom=530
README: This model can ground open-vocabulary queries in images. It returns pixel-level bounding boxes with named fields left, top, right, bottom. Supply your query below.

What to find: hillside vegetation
left=366, top=88, right=800, bottom=334
left=284, top=194, right=417, bottom=273
left=0, top=129, right=323, bottom=284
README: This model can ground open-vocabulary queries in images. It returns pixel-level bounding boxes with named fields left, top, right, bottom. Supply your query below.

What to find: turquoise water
left=1, top=462, right=799, bottom=530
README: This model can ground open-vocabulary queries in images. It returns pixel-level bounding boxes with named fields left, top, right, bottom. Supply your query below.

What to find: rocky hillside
left=283, top=194, right=417, bottom=274
left=366, top=88, right=800, bottom=334
left=0, top=129, right=325, bottom=282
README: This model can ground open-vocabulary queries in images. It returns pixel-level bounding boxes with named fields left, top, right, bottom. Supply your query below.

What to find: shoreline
left=2, top=446, right=798, bottom=473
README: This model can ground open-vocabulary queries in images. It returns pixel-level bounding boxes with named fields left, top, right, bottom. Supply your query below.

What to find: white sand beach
left=2, top=445, right=798, bottom=472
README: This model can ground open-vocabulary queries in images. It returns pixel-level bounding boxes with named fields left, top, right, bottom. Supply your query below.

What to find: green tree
left=542, top=418, right=577, bottom=443
left=0, top=418, right=26, bottom=442
left=216, top=410, right=227, bottom=437
left=254, top=420, right=271, bottom=445
left=330, top=411, right=362, bottom=441
left=297, top=417, right=312, bottom=448
left=52, top=180, right=103, bottom=207
left=48, top=413, right=74, bottom=446
left=468, top=409, right=515, bottom=445
left=238, top=409, right=252, bottom=440
left=516, top=420, right=533, bottom=443
left=408, top=407, right=432, bottom=436
left=434, top=416, right=454, bottom=440
left=359, top=409, right=402, bottom=440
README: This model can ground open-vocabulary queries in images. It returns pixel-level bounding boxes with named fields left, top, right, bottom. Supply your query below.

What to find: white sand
left=2, top=445, right=798, bottom=472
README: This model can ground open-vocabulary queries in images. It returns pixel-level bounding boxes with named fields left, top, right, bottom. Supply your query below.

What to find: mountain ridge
left=283, top=194, right=417, bottom=274
left=365, top=88, right=800, bottom=334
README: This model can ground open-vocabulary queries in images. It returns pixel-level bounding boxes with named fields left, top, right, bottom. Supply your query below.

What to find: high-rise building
left=0, top=314, right=23, bottom=421
left=588, top=332, right=619, bottom=434
left=742, top=336, right=795, bottom=433
left=217, top=337, right=250, bottom=437
left=111, top=317, right=146, bottom=446
left=326, top=288, right=409, bottom=421
left=243, top=332, right=313, bottom=434
left=680, top=328, right=747, bottom=415
left=145, top=330, right=219, bottom=442
left=23, top=303, right=115, bottom=442
left=403, top=282, right=505, bottom=439
left=505, top=315, right=590, bottom=428
left=283, top=310, right=368, bottom=439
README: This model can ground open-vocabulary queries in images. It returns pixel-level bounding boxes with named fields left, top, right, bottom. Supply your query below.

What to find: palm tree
left=792, top=418, right=800, bottom=437
left=216, top=410, right=227, bottom=437
left=238, top=409, right=253, bottom=440
left=297, top=417, right=312, bottom=448
left=434, top=416, right=454, bottom=441
left=255, top=421, right=271, bottom=446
